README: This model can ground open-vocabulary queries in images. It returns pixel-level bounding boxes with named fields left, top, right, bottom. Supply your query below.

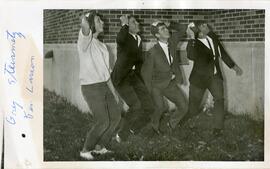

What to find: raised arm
left=77, top=15, right=93, bottom=52
left=116, top=25, right=129, bottom=45
left=116, top=15, right=129, bottom=45
left=185, top=25, right=198, bottom=61
left=168, top=21, right=187, bottom=44
left=186, top=39, right=198, bottom=61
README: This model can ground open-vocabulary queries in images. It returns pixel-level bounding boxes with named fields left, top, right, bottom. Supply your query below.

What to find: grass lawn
left=44, top=89, right=264, bottom=161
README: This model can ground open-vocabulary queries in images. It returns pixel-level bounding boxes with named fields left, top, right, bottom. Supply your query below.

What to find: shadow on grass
left=44, top=89, right=264, bottom=161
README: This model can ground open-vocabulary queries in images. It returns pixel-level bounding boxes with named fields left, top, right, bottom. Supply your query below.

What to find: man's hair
left=194, top=20, right=207, bottom=27
left=127, top=15, right=136, bottom=20
left=85, top=11, right=102, bottom=33
left=121, top=15, right=137, bottom=30
left=192, top=20, right=213, bottom=38
left=150, top=22, right=166, bottom=38
left=194, top=20, right=212, bottom=31
left=126, top=15, right=137, bottom=26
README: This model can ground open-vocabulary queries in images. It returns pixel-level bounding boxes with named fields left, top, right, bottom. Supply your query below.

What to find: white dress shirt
left=158, top=41, right=173, bottom=65
left=130, top=33, right=141, bottom=47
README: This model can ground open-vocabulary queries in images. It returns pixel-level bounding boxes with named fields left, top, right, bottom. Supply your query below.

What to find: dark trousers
left=81, top=82, right=121, bottom=151
left=151, top=79, right=188, bottom=130
left=187, top=75, right=225, bottom=129
left=114, top=72, right=154, bottom=134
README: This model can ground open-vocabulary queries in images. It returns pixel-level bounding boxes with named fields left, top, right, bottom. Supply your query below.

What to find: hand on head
left=81, top=14, right=90, bottom=29
left=186, top=22, right=195, bottom=39
left=120, top=15, right=129, bottom=25
left=152, top=20, right=163, bottom=27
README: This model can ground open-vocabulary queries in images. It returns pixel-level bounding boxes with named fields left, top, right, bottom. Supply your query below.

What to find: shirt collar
left=129, top=32, right=139, bottom=38
left=158, top=41, right=169, bottom=48
left=198, top=35, right=211, bottom=40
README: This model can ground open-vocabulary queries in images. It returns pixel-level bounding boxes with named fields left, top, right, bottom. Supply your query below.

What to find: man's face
left=156, top=25, right=170, bottom=40
left=129, top=17, right=140, bottom=34
left=198, top=23, right=210, bottom=35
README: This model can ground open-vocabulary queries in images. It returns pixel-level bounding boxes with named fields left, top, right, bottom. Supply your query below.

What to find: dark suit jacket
left=141, top=23, right=186, bottom=92
left=186, top=31, right=235, bottom=88
left=111, top=25, right=143, bottom=86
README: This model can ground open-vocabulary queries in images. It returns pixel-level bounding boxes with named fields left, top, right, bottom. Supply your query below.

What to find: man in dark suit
left=141, top=21, right=187, bottom=134
left=111, top=15, right=154, bottom=139
left=185, top=21, right=243, bottom=137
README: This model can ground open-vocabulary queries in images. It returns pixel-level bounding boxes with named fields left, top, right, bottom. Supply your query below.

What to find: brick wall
left=209, top=10, right=265, bottom=41
left=43, top=9, right=265, bottom=44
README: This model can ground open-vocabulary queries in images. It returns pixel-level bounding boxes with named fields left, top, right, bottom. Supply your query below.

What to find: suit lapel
left=211, top=37, right=220, bottom=57
left=127, top=34, right=137, bottom=48
left=156, top=43, right=171, bottom=66
left=128, top=33, right=141, bottom=48
left=196, top=39, right=214, bottom=56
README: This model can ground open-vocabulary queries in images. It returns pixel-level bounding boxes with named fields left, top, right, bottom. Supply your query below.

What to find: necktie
left=135, top=35, right=139, bottom=47
left=206, top=38, right=214, bottom=56
left=206, top=38, right=218, bottom=74
left=167, top=44, right=172, bottom=65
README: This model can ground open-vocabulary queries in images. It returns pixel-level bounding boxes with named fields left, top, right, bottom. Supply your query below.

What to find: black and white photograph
left=43, top=8, right=264, bottom=161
